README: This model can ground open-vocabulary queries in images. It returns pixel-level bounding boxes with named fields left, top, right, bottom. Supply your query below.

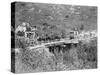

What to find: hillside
left=15, top=2, right=97, bottom=33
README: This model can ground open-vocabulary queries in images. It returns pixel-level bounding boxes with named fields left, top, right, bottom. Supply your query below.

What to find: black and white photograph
left=11, top=1, right=97, bottom=73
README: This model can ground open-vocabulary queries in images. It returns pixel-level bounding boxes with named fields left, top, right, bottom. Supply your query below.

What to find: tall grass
left=15, top=39, right=97, bottom=72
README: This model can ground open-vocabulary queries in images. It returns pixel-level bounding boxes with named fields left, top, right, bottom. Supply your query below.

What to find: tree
left=61, top=30, right=66, bottom=38
left=80, top=24, right=84, bottom=31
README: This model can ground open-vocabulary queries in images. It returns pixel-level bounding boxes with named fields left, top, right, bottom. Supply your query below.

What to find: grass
left=15, top=38, right=97, bottom=73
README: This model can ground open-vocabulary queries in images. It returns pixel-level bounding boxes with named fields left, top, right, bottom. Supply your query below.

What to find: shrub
left=77, top=40, right=97, bottom=68
left=20, top=48, right=56, bottom=72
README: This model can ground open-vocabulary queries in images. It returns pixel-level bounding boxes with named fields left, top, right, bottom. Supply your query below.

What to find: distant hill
left=15, top=2, right=97, bottom=36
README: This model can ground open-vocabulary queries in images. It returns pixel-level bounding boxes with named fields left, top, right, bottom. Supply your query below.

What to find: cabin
left=15, top=22, right=39, bottom=46
left=24, top=27, right=39, bottom=46
left=68, top=31, right=78, bottom=40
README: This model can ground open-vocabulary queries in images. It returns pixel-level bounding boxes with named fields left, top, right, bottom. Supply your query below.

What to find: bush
left=77, top=40, right=97, bottom=68
left=20, top=48, right=56, bottom=72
